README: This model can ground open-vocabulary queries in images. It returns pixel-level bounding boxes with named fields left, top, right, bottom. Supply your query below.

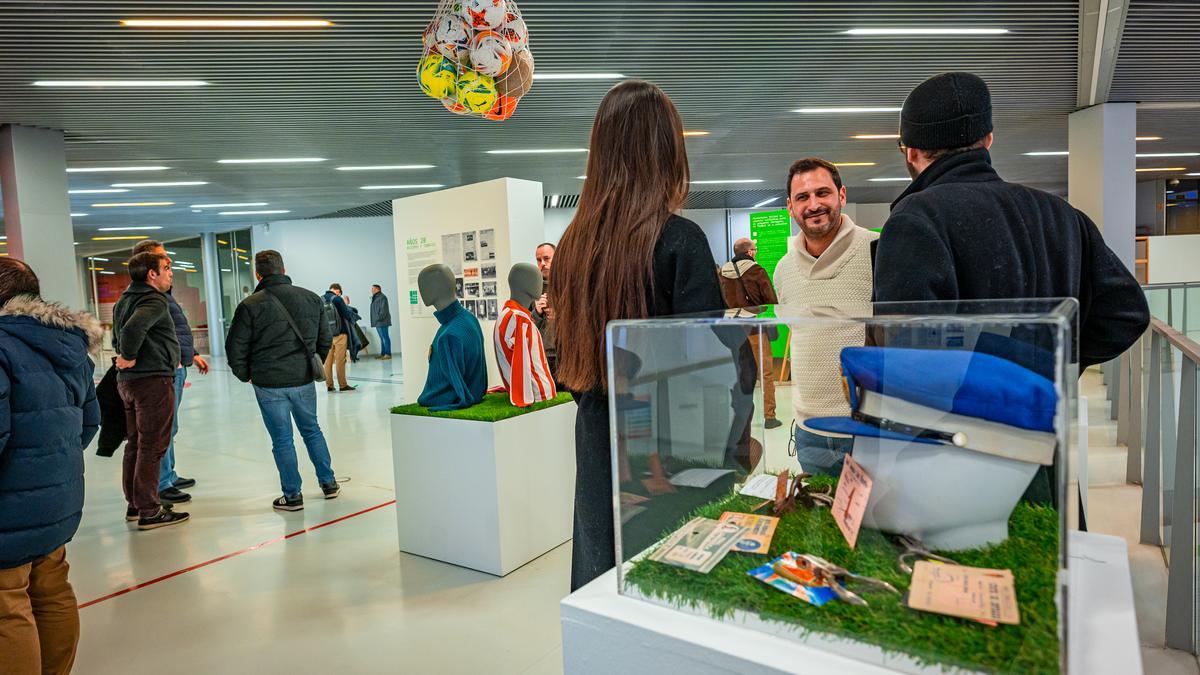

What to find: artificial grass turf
left=623, top=476, right=1060, bottom=674
left=390, top=392, right=574, bottom=422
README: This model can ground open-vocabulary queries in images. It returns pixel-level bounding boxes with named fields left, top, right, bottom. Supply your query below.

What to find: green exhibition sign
left=748, top=209, right=791, bottom=358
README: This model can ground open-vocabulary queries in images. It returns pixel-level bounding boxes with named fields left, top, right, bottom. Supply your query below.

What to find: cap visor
left=804, top=416, right=941, bottom=445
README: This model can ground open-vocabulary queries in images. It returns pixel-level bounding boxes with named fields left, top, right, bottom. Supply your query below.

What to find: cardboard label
left=907, top=561, right=1021, bottom=625
left=719, top=512, right=779, bottom=555
left=832, top=455, right=872, bottom=549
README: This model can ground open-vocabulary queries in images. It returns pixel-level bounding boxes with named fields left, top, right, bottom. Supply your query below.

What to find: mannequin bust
left=494, top=262, right=557, bottom=407
left=416, top=264, right=487, bottom=411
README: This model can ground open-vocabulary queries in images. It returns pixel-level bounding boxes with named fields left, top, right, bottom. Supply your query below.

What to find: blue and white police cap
left=805, top=347, right=1058, bottom=466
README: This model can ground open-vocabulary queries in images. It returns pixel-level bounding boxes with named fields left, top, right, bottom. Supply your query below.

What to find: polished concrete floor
left=67, top=356, right=1190, bottom=673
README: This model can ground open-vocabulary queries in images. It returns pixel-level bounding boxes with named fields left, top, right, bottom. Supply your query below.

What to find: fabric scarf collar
left=891, top=148, right=1001, bottom=209
left=434, top=300, right=465, bottom=325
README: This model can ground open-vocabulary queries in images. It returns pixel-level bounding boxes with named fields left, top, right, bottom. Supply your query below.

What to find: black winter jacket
left=112, top=282, right=180, bottom=381
left=226, top=275, right=333, bottom=388
left=166, top=291, right=195, bottom=367
left=873, top=149, right=1150, bottom=368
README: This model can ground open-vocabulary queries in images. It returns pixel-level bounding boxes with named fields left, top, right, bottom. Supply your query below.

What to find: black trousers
left=570, top=393, right=614, bottom=591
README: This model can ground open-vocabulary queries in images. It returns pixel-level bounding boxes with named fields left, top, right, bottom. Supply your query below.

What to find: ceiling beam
left=1077, top=0, right=1131, bottom=108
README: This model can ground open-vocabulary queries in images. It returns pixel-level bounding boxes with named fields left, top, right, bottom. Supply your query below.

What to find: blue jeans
left=253, top=383, right=336, bottom=498
left=793, top=426, right=854, bottom=478
left=157, top=367, right=187, bottom=491
left=376, top=326, right=392, bottom=355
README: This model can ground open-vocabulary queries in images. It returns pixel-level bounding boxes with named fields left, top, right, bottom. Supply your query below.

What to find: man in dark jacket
left=132, top=239, right=209, bottom=505
left=369, top=284, right=392, bottom=360
left=226, top=250, right=340, bottom=511
left=321, top=283, right=361, bottom=392
left=875, top=72, right=1149, bottom=368
left=0, top=258, right=100, bottom=674
left=113, top=251, right=190, bottom=530
left=719, top=237, right=782, bottom=428
left=532, top=242, right=558, bottom=377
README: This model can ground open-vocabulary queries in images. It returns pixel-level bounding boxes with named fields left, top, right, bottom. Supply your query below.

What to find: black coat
left=226, top=275, right=333, bottom=389
left=873, top=149, right=1149, bottom=368
left=112, top=282, right=180, bottom=381
left=96, top=361, right=125, bottom=457
left=166, top=291, right=195, bottom=367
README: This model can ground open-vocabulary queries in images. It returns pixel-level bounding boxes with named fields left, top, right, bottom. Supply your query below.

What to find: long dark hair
left=550, top=80, right=690, bottom=392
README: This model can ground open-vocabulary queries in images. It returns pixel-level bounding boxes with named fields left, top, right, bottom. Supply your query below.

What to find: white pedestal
left=391, top=401, right=575, bottom=576
left=561, top=531, right=1142, bottom=674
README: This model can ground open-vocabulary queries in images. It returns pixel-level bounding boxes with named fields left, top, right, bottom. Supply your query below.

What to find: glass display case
left=608, top=300, right=1076, bottom=674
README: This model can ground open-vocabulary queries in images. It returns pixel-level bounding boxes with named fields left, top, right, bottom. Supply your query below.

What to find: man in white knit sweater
left=773, top=157, right=878, bottom=476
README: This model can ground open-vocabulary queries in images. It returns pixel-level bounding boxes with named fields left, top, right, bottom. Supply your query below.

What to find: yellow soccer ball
left=456, top=70, right=498, bottom=113
left=418, top=53, right=458, bottom=100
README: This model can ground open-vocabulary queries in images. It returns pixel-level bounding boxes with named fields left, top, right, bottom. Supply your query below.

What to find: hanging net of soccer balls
left=418, top=0, right=533, bottom=120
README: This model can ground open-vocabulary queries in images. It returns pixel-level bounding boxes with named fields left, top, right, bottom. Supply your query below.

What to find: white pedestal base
left=391, top=401, right=576, bottom=576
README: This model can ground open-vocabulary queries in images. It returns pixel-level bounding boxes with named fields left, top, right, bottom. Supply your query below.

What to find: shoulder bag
left=262, top=289, right=326, bottom=382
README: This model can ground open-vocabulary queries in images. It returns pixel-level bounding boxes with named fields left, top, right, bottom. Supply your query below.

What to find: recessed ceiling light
left=576, top=175, right=587, bottom=179
left=690, top=179, right=764, bottom=185
left=97, top=226, right=163, bottom=231
left=111, top=181, right=209, bottom=187
left=1136, top=167, right=1188, bottom=172
left=221, top=268, right=232, bottom=272
left=69, top=188, right=129, bottom=194
left=91, top=201, right=175, bottom=207
left=852, top=134, right=900, bottom=139
left=92, top=235, right=152, bottom=241
left=1136, top=152, right=1200, bottom=158
left=98, top=271, right=116, bottom=275
left=34, top=80, right=208, bottom=87
left=216, top=157, right=326, bottom=164
left=66, top=166, right=169, bottom=173
left=71, top=212, right=88, bottom=217
left=752, top=196, right=782, bottom=208
left=359, top=184, right=445, bottom=190
left=834, top=162, right=877, bottom=167
left=219, top=210, right=290, bottom=215
left=1137, top=136, right=1163, bottom=141
left=121, top=18, right=333, bottom=28
left=1024, top=151, right=1070, bottom=156
left=190, top=202, right=268, bottom=208
left=844, top=28, right=1009, bottom=35
left=1188, top=173, right=1200, bottom=177
left=532, top=73, right=624, bottom=80
left=550, top=195, right=561, bottom=208
left=869, top=177, right=913, bottom=182
left=683, top=131, right=710, bottom=137
left=794, top=107, right=902, bottom=114
left=335, top=165, right=435, bottom=171
left=90, top=257, right=110, bottom=262
left=485, top=148, right=588, bottom=155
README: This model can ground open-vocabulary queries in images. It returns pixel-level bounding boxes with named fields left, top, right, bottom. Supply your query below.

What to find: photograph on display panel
left=463, top=231, right=478, bottom=262
left=486, top=299, right=498, bottom=321
left=456, top=277, right=464, bottom=299
left=479, top=228, right=496, bottom=261
left=481, top=264, right=497, bottom=279
left=441, top=234, right=464, bottom=275
left=482, top=281, right=497, bottom=297
left=465, top=282, right=480, bottom=298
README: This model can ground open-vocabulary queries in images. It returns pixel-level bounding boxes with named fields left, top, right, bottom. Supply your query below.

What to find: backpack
left=322, top=295, right=341, bottom=336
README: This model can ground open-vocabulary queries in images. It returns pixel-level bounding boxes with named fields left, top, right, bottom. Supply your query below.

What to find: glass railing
left=1143, top=282, right=1200, bottom=342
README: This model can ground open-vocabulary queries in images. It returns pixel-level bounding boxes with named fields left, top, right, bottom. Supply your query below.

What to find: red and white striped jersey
left=494, top=299, right=556, bottom=407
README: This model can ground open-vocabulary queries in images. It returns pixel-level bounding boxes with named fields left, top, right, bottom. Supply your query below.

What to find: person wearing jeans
left=370, top=284, right=392, bottom=360
left=226, top=250, right=339, bottom=511
left=791, top=423, right=854, bottom=477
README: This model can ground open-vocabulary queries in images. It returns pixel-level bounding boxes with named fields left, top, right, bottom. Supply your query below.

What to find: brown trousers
left=0, top=546, right=79, bottom=675
left=748, top=337, right=777, bottom=420
left=118, top=376, right=176, bottom=517
left=323, top=334, right=349, bottom=388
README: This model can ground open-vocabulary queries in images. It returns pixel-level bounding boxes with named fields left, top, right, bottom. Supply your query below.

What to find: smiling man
left=773, top=157, right=878, bottom=477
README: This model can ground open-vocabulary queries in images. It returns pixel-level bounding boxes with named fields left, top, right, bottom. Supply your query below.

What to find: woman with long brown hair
left=551, top=80, right=726, bottom=590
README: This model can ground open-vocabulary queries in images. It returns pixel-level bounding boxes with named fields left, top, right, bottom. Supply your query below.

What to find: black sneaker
left=273, top=494, right=304, bottom=511
left=159, top=487, right=192, bottom=504
left=138, top=507, right=190, bottom=530
left=321, top=483, right=341, bottom=500
left=126, top=506, right=139, bottom=522
left=764, top=418, right=783, bottom=430
left=173, top=476, right=196, bottom=489
left=339, top=385, right=357, bottom=392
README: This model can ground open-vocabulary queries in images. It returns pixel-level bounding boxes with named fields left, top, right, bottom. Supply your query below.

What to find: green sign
left=748, top=209, right=792, bottom=358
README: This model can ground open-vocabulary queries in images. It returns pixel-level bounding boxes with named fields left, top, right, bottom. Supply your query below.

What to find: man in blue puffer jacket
left=0, top=258, right=101, bottom=674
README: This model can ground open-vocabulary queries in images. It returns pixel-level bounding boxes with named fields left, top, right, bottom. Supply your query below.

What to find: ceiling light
left=111, top=181, right=209, bottom=187
left=163, top=250, right=176, bottom=255
left=71, top=212, right=88, bottom=217
left=336, top=165, right=435, bottom=171
left=1137, top=136, right=1163, bottom=141
left=869, top=177, right=913, bottom=182
left=219, top=210, right=290, bottom=215
left=34, top=80, right=208, bottom=87
left=683, top=131, right=710, bottom=137
left=121, top=18, right=333, bottom=28
left=90, top=257, right=110, bottom=262
left=233, top=247, right=248, bottom=253
left=92, top=235, right=151, bottom=241
left=852, top=134, right=900, bottom=139
left=691, top=179, right=764, bottom=185
left=752, top=197, right=782, bottom=208
left=190, top=202, right=268, bottom=208
left=92, top=201, right=175, bottom=207
left=1024, top=151, right=1069, bottom=156
left=833, top=162, right=876, bottom=167
left=1136, top=152, right=1200, bottom=158
left=67, top=166, right=169, bottom=173
left=576, top=175, right=587, bottom=179
left=1188, top=173, right=1200, bottom=177
left=69, top=188, right=129, bottom=194
left=485, top=148, right=589, bottom=155
left=97, top=226, right=163, bottom=231
left=532, top=73, right=624, bottom=80
left=221, top=268, right=232, bottom=272
left=844, top=28, right=1009, bottom=36
left=217, top=157, right=326, bottom=164
left=550, top=195, right=560, bottom=208
left=217, top=239, right=228, bottom=245
left=1136, top=167, right=1188, bottom=172
left=794, top=107, right=902, bottom=114
left=360, top=184, right=444, bottom=190
left=99, top=271, right=116, bottom=275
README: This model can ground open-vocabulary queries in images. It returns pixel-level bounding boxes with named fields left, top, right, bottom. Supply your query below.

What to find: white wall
left=252, top=216, right=397, bottom=355
left=543, top=208, right=575, bottom=247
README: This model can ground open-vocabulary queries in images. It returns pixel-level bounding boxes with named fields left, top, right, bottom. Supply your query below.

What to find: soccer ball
left=484, top=95, right=518, bottom=121
left=462, top=0, right=505, bottom=30
left=499, top=13, right=528, bottom=51
left=442, top=97, right=470, bottom=115
left=469, top=30, right=512, bottom=77
left=418, top=53, right=458, bottom=100
left=456, top=69, right=498, bottom=113
left=434, top=14, right=471, bottom=62
left=495, top=48, right=534, bottom=99
left=422, top=21, right=438, bottom=51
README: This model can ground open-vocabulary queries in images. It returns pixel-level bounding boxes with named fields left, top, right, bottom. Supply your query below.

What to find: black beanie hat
left=900, top=72, right=993, bottom=150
